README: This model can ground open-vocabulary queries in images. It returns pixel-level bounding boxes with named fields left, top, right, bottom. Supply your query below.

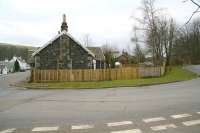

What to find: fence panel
left=139, top=67, right=161, bottom=78
left=31, top=66, right=165, bottom=82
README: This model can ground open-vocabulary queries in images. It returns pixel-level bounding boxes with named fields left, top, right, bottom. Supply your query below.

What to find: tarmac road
left=0, top=66, right=200, bottom=133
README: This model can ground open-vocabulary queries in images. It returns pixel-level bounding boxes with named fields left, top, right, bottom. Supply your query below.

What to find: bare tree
left=174, top=18, right=200, bottom=64
left=102, top=43, right=117, bottom=68
left=134, top=0, right=176, bottom=66
left=166, top=19, right=176, bottom=66
left=82, top=34, right=92, bottom=47
left=139, top=0, right=164, bottom=66
left=184, top=0, right=200, bottom=24
left=132, top=27, right=145, bottom=63
left=134, top=43, right=145, bottom=63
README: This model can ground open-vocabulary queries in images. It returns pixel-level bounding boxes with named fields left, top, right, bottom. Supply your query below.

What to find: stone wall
left=70, top=38, right=93, bottom=69
left=38, top=38, right=60, bottom=69
left=35, top=34, right=93, bottom=69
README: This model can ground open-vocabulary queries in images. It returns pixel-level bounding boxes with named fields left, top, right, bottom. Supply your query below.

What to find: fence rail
left=31, top=66, right=165, bottom=82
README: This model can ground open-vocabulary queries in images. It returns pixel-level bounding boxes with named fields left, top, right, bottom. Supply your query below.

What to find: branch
left=190, top=0, right=200, bottom=7
left=185, top=6, right=200, bottom=24
left=183, top=0, right=200, bottom=24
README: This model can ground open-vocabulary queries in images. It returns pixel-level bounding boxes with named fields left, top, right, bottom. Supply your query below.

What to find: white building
left=0, top=64, right=8, bottom=75
left=0, top=56, right=29, bottom=74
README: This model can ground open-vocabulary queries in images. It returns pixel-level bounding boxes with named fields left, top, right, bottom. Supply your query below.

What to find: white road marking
left=182, top=119, right=200, bottom=126
left=196, top=112, right=200, bottom=114
left=71, top=124, right=94, bottom=130
left=111, top=129, right=142, bottom=133
left=107, top=121, right=133, bottom=127
left=151, top=124, right=177, bottom=131
left=171, top=113, right=192, bottom=119
left=143, top=117, right=166, bottom=123
left=0, top=128, right=16, bottom=133
left=32, top=126, right=59, bottom=132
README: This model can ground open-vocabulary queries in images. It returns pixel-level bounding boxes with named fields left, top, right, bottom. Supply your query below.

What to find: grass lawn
left=20, top=66, right=198, bottom=89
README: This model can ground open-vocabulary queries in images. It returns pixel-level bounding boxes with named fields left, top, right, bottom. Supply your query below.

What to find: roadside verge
left=17, top=67, right=198, bottom=89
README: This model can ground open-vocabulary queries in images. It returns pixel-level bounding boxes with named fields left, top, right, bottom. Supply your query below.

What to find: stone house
left=116, top=51, right=130, bottom=65
left=32, top=14, right=105, bottom=70
left=87, top=47, right=105, bottom=69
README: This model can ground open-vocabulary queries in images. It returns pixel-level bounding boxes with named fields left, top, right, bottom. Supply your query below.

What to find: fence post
left=136, top=66, right=139, bottom=78
left=160, top=66, right=162, bottom=76
left=110, top=68, right=112, bottom=80
left=31, top=69, right=35, bottom=82
left=38, top=69, right=41, bottom=83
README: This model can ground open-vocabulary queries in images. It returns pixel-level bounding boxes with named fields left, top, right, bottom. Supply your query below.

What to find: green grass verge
left=20, top=67, right=198, bottom=89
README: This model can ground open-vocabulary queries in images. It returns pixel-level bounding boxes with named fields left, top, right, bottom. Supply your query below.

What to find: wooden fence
left=31, top=66, right=165, bottom=82
left=139, top=66, right=165, bottom=78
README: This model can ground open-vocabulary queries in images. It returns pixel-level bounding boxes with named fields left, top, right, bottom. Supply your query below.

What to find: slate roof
left=87, top=47, right=105, bottom=61
left=32, top=30, right=95, bottom=57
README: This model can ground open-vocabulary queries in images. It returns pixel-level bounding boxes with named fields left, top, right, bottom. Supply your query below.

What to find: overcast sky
left=0, top=0, right=199, bottom=50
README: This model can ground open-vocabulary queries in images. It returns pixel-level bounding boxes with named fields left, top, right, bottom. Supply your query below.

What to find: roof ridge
left=32, top=31, right=95, bottom=57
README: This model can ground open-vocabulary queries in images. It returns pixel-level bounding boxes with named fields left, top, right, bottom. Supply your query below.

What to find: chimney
left=61, top=14, right=68, bottom=32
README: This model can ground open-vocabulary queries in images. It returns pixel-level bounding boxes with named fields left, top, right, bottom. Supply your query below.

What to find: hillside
left=0, top=42, right=38, bottom=61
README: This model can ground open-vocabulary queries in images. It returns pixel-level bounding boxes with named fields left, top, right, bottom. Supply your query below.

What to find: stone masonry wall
left=38, top=38, right=60, bottom=69
left=36, top=34, right=93, bottom=69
